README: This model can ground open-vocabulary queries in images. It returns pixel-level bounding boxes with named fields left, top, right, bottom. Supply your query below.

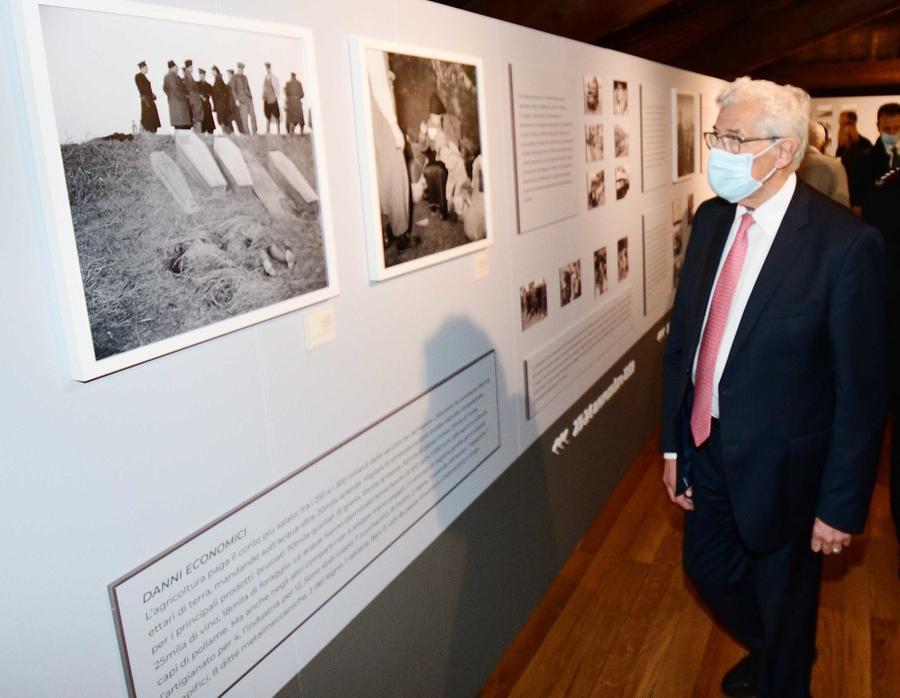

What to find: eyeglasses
left=703, top=131, right=781, bottom=154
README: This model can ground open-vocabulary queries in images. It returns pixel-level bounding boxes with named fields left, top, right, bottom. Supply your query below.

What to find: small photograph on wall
left=617, top=237, right=630, bottom=282
left=614, top=124, right=629, bottom=158
left=559, top=260, right=582, bottom=307
left=587, top=167, right=605, bottom=209
left=672, top=90, right=698, bottom=182
left=613, top=80, right=628, bottom=115
left=584, top=74, right=601, bottom=114
left=17, top=0, right=338, bottom=379
left=352, top=39, right=490, bottom=280
left=593, top=247, right=608, bottom=296
left=520, top=278, right=548, bottom=331
left=615, top=165, right=630, bottom=201
left=585, top=124, right=604, bottom=162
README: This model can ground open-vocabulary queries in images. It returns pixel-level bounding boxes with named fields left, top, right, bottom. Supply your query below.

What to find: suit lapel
left=683, top=203, right=734, bottom=369
left=723, top=181, right=810, bottom=371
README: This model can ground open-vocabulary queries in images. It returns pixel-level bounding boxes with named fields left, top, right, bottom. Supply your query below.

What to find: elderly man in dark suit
left=661, top=77, right=887, bottom=698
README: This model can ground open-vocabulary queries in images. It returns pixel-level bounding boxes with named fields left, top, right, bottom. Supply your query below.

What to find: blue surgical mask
left=881, top=133, right=897, bottom=147
left=707, top=140, right=780, bottom=203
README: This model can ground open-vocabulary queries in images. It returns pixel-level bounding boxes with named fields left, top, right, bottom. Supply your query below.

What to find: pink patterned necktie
left=690, top=212, right=755, bottom=447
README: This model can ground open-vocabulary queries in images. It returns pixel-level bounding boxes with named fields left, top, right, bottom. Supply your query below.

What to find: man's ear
left=777, top=138, right=800, bottom=167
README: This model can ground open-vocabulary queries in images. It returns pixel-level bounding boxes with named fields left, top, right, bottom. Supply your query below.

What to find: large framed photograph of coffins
left=11, top=0, right=338, bottom=380
left=350, top=38, right=492, bottom=281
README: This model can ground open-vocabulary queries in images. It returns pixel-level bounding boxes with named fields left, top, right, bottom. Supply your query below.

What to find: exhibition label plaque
left=110, top=352, right=500, bottom=698
left=524, top=292, right=632, bottom=418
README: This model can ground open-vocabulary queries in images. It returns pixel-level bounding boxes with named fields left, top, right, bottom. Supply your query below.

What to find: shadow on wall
left=277, top=315, right=559, bottom=697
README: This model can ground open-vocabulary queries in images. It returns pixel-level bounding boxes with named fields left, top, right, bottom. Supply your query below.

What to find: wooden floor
left=481, top=429, right=899, bottom=697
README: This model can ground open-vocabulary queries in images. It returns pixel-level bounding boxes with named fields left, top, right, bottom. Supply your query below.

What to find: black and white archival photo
left=615, top=165, right=630, bottom=200
left=593, top=247, right=608, bottom=297
left=614, top=124, right=629, bottom=158
left=585, top=124, right=604, bottom=162
left=587, top=167, right=605, bottom=209
left=520, top=278, right=548, bottom=331
left=584, top=74, right=601, bottom=114
left=29, top=2, right=335, bottom=378
left=673, top=90, right=697, bottom=181
left=613, top=80, right=628, bottom=115
left=617, top=236, right=629, bottom=282
left=559, top=260, right=582, bottom=307
left=356, top=41, right=489, bottom=280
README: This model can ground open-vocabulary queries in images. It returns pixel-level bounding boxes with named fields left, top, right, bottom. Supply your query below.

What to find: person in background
left=162, top=59, right=190, bottom=130
left=284, top=71, right=305, bottom=136
left=851, top=102, right=900, bottom=215
left=233, top=62, right=255, bottom=135
left=861, top=166, right=900, bottom=544
left=797, top=120, right=849, bottom=206
left=210, top=66, right=232, bottom=134
left=662, top=77, right=886, bottom=698
left=134, top=61, right=160, bottom=134
left=262, top=62, right=281, bottom=135
left=225, top=69, right=244, bottom=134
left=836, top=110, right=872, bottom=189
left=196, top=68, right=216, bottom=135
left=181, top=60, right=204, bottom=134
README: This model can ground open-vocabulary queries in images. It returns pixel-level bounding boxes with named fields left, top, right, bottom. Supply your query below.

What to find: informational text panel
left=640, top=84, right=669, bottom=193
left=509, top=64, right=580, bottom=233
left=524, top=292, right=632, bottom=418
left=109, top=352, right=500, bottom=698
left=642, top=203, right=674, bottom=319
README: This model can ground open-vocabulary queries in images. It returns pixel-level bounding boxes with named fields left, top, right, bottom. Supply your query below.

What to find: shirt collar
left=737, top=173, right=796, bottom=239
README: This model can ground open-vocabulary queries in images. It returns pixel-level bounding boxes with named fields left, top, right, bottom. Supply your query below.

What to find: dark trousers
left=683, top=421, right=821, bottom=698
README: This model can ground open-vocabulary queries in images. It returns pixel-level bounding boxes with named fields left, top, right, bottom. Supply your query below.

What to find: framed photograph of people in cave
left=10, top=0, right=338, bottom=380
left=350, top=37, right=493, bottom=281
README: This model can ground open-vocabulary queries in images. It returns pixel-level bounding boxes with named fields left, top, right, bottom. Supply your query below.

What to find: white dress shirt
left=664, top=174, right=797, bottom=462
left=694, top=173, right=797, bottom=417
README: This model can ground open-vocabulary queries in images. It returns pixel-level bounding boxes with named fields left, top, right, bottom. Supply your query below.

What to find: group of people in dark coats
left=134, top=60, right=306, bottom=137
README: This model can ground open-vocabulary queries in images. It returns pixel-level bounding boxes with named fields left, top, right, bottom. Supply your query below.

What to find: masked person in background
left=662, top=78, right=887, bottom=698
left=851, top=102, right=900, bottom=216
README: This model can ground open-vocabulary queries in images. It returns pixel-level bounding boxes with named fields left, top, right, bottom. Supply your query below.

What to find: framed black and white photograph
left=584, top=74, right=601, bottom=114
left=617, top=237, right=629, bottom=282
left=350, top=38, right=491, bottom=281
left=614, top=124, right=629, bottom=158
left=672, top=89, right=698, bottom=182
left=593, top=247, right=608, bottom=297
left=585, top=124, right=603, bottom=162
left=558, top=260, right=582, bottom=307
left=520, top=278, right=548, bottom=331
left=587, top=167, right=605, bottom=209
left=613, top=80, right=628, bottom=115
left=13, top=0, right=337, bottom=380
left=615, top=165, right=630, bottom=201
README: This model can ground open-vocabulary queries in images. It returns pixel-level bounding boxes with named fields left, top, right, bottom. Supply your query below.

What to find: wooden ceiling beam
left=754, top=59, right=900, bottom=91
left=453, top=0, right=672, bottom=43
left=673, top=0, right=900, bottom=77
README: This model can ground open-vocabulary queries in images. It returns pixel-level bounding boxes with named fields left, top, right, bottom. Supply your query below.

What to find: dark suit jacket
left=661, top=179, right=888, bottom=552
left=851, top=138, right=890, bottom=208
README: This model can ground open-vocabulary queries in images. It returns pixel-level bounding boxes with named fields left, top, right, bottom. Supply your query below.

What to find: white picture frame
left=10, top=0, right=339, bottom=380
left=349, top=37, right=492, bottom=281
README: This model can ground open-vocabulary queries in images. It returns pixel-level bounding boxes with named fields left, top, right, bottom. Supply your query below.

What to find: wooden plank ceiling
left=431, top=0, right=900, bottom=96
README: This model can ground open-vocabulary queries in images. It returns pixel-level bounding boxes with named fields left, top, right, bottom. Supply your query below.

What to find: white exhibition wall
left=1, top=0, right=721, bottom=696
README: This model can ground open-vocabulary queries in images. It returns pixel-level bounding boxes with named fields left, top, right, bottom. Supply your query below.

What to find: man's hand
left=662, top=457, right=693, bottom=511
left=810, top=517, right=852, bottom=555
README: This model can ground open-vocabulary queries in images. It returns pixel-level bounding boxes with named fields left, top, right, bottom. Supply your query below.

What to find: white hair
left=717, top=77, right=810, bottom=169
